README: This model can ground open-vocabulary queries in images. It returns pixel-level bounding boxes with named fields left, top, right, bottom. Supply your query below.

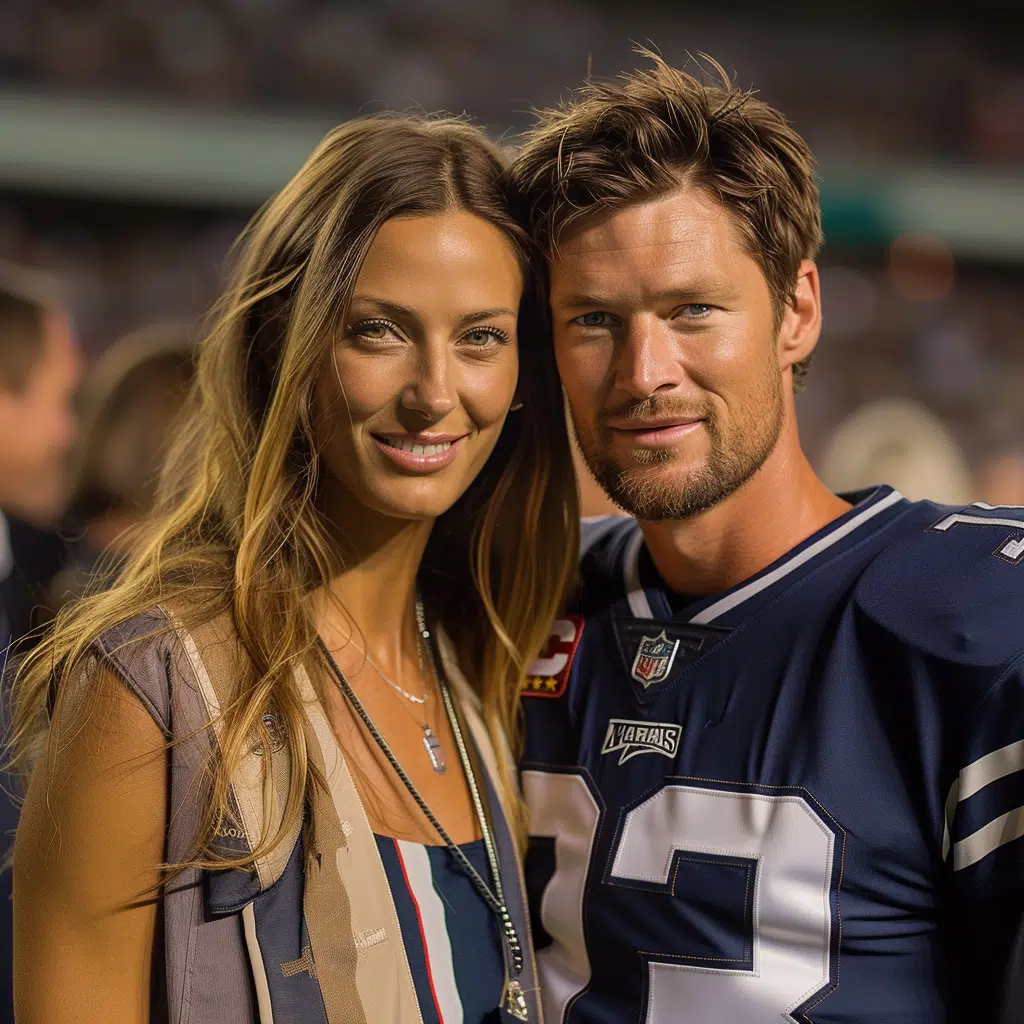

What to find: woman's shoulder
left=89, top=604, right=240, bottom=739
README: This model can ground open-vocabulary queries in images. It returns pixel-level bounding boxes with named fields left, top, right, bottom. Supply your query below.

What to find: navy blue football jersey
left=520, top=487, right=1024, bottom=1023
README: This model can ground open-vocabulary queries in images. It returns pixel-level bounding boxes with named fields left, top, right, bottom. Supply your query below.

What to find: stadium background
left=0, top=0, right=1022, bottom=503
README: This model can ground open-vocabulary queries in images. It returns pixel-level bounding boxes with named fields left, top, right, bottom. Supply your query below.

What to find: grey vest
left=91, top=608, right=542, bottom=1024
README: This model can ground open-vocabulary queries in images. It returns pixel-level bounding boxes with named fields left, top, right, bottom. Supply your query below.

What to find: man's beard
left=576, top=371, right=785, bottom=521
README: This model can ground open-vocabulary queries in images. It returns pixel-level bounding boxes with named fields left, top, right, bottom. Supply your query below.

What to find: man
left=511, top=57, right=1024, bottom=1022
left=0, top=261, right=80, bottom=1024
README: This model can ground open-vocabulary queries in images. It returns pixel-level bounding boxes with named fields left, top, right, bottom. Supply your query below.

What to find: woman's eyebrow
left=348, top=298, right=516, bottom=327
left=454, top=307, right=517, bottom=327
left=348, top=295, right=418, bottom=321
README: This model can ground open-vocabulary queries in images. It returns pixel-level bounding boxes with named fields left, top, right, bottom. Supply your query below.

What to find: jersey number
left=522, top=771, right=839, bottom=1024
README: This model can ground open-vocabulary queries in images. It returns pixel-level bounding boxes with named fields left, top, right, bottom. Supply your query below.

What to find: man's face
left=0, top=310, right=80, bottom=524
left=549, top=185, right=787, bottom=521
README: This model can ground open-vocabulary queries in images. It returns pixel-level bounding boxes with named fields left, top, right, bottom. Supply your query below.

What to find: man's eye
left=575, top=312, right=614, bottom=328
left=680, top=304, right=713, bottom=318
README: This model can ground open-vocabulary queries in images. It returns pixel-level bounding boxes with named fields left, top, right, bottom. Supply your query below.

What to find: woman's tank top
left=375, top=834, right=505, bottom=1024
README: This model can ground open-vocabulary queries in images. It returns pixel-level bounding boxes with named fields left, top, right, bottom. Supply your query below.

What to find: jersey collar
left=622, top=486, right=907, bottom=625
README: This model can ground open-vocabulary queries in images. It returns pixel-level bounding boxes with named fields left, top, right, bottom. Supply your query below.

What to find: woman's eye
left=575, top=311, right=614, bottom=328
left=460, top=327, right=509, bottom=348
left=349, top=318, right=396, bottom=342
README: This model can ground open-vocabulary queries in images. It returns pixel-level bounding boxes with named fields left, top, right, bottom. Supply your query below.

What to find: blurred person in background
left=511, top=54, right=1024, bottom=1024
left=978, top=450, right=1024, bottom=506
left=10, top=114, right=577, bottom=1024
left=820, top=397, right=974, bottom=504
left=0, top=261, right=78, bottom=1024
left=0, top=263, right=80, bottom=641
left=47, top=324, right=195, bottom=615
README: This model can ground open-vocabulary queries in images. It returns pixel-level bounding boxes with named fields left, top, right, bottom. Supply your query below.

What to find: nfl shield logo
left=630, top=630, right=681, bottom=688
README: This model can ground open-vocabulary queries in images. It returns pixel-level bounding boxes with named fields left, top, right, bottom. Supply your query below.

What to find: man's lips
left=606, top=418, right=705, bottom=447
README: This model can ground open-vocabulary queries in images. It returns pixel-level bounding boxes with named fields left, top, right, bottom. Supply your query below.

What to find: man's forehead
left=550, top=188, right=745, bottom=291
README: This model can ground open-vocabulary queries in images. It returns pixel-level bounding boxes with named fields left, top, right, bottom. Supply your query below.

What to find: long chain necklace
left=317, top=599, right=529, bottom=1022
left=359, top=618, right=447, bottom=773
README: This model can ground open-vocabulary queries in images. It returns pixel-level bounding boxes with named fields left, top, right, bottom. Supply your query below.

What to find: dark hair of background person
left=507, top=50, right=824, bottom=391
left=66, top=324, right=195, bottom=522
left=0, top=262, right=63, bottom=394
left=45, top=324, right=196, bottom=616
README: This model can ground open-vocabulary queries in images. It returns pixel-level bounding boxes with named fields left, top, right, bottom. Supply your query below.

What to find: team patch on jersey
left=613, top=619, right=732, bottom=700
left=600, top=718, right=681, bottom=765
left=631, top=631, right=679, bottom=687
left=521, top=615, right=583, bottom=698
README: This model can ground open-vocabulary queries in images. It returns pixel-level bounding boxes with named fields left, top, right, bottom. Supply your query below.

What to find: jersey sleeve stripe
left=944, top=740, right=1024, bottom=862
left=959, top=740, right=1024, bottom=802
left=953, top=805, right=1024, bottom=870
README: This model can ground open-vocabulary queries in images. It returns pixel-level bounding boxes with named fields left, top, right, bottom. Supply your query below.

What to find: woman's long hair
left=10, top=113, right=579, bottom=864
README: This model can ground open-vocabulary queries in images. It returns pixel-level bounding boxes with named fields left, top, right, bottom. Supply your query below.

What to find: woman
left=10, top=114, right=578, bottom=1023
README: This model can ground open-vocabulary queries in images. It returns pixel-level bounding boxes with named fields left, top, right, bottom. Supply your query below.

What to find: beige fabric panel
left=173, top=611, right=300, bottom=892
left=296, top=661, right=423, bottom=1024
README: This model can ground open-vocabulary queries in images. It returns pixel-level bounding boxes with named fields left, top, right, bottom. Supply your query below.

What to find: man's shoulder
left=576, top=515, right=637, bottom=606
left=853, top=499, right=1024, bottom=671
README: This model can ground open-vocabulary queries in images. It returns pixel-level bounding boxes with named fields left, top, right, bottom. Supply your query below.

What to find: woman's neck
left=312, top=512, right=434, bottom=668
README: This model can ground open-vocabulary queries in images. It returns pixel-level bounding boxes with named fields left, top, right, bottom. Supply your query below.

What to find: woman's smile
left=371, top=430, right=468, bottom=472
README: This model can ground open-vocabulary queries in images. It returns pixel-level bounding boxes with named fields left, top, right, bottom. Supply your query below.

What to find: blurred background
left=0, top=0, right=1022, bottom=511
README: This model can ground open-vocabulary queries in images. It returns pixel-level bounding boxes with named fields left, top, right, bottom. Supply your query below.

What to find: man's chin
left=589, top=461, right=715, bottom=521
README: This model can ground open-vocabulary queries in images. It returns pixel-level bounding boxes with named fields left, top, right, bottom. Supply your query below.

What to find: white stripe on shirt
left=396, top=840, right=464, bottom=1024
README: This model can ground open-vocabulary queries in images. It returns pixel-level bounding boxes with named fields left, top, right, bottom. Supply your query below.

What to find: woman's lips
left=372, top=433, right=467, bottom=472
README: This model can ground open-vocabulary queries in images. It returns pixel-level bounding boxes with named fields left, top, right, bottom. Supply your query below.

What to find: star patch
left=520, top=615, right=583, bottom=698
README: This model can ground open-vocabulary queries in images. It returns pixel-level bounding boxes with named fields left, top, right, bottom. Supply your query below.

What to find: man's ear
left=777, top=259, right=821, bottom=373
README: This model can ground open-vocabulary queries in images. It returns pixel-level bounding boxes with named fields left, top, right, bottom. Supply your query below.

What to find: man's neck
left=639, top=422, right=851, bottom=598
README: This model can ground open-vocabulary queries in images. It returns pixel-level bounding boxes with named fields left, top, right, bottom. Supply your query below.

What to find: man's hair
left=509, top=52, right=824, bottom=389
left=0, top=261, right=63, bottom=391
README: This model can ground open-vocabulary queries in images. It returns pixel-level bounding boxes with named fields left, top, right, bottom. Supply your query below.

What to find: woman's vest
left=90, top=608, right=542, bottom=1024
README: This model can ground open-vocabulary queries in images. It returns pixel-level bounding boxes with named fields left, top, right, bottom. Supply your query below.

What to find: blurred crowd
left=0, top=270, right=195, bottom=651
left=0, top=1, right=1021, bottom=165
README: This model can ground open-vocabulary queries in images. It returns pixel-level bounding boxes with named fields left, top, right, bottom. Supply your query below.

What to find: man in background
left=0, top=261, right=80, bottom=1024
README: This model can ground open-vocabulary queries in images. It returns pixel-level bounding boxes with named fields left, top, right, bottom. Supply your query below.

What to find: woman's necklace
left=318, top=600, right=529, bottom=1022
left=358, top=608, right=446, bottom=773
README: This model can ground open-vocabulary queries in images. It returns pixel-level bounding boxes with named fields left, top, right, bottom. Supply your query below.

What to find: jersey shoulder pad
left=578, top=515, right=637, bottom=597
left=854, top=499, right=1024, bottom=669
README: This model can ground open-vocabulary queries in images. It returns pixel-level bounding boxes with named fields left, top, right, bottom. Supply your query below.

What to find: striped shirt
left=375, top=835, right=505, bottom=1024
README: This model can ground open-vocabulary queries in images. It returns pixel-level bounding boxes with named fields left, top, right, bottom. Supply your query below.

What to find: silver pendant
left=503, top=979, right=529, bottom=1021
left=422, top=727, right=447, bottom=773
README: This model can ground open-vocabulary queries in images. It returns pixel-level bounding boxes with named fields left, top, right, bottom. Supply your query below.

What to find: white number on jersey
left=523, top=772, right=840, bottom=1024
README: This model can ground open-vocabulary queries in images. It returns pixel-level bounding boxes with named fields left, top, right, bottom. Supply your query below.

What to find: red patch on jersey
left=520, top=615, right=584, bottom=698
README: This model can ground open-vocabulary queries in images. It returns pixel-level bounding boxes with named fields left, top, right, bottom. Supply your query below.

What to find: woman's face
left=313, top=210, right=523, bottom=524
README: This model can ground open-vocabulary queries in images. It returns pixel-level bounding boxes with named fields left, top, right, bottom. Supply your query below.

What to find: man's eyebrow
left=553, top=286, right=733, bottom=309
